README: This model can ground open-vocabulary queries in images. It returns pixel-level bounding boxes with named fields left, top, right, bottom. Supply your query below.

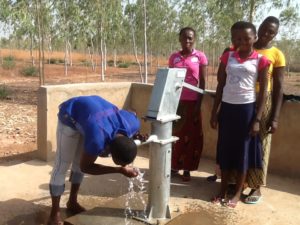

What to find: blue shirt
left=58, top=95, right=140, bottom=156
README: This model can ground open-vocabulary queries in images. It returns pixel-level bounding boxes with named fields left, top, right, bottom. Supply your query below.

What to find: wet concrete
left=65, top=195, right=148, bottom=225
left=65, top=207, right=146, bottom=225
left=65, top=195, right=222, bottom=225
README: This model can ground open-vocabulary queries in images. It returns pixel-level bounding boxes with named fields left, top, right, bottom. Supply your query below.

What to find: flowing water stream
left=124, top=168, right=147, bottom=225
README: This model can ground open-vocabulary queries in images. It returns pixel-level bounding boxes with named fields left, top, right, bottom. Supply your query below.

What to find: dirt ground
left=0, top=49, right=300, bottom=160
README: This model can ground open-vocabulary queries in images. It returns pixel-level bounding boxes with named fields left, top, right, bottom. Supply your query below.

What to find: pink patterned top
left=169, top=49, right=208, bottom=101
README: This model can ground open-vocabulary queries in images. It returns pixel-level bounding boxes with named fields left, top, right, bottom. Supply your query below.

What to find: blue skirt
left=216, top=102, right=262, bottom=173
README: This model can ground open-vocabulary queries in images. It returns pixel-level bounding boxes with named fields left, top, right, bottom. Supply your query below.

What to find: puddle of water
left=124, top=167, right=147, bottom=225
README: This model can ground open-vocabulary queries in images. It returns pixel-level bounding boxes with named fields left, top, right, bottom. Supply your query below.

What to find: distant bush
left=20, top=66, right=38, bottom=77
left=118, top=62, right=130, bottom=68
left=58, top=59, right=65, bottom=64
left=2, top=56, right=16, bottom=70
left=49, top=58, right=58, bottom=64
left=130, top=61, right=139, bottom=66
left=107, top=60, right=114, bottom=67
left=0, top=84, right=10, bottom=99
left=81, top=60, right=92, bottom=67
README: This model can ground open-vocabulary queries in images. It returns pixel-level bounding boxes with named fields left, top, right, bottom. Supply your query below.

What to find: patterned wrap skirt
left=171, top=100, right=203, bottom=171
left=216, top=102, right=262, bottom=173
left=246, top=92, right=273, bottom=188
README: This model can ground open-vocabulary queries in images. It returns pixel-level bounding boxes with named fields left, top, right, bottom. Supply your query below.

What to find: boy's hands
left=133, top=132, right=149, bottom=142
left=119, top=166, right=138, bottom=178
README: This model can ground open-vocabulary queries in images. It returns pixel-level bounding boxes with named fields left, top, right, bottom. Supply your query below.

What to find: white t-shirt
left=222, top=52, right=262, bottom=104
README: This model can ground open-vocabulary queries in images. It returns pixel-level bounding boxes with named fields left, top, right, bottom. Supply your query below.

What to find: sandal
left=211, top=196, right=225, bottom=205
left=225, top=199, right=238, bottom=208
left=243, top=189, right=262, bottom=204
left=244, top=195, right=262, bottom=204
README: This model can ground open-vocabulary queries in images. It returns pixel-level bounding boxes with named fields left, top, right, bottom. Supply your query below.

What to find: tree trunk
left=128, top=0, right=143, bottom=82
left=64, top=39, right=68, bottom=76
left=36, top=0, right=44, bottom=85
left=48, top=36, right=53, bottom=64
left=90, top=38, right=95, bottom=71
left=68, top=41, right=73, bottom=67
left=143, top=0, right=148, bottom=83
left=113, top=38, right=117, bottom=68
left=132, top=31, right=143, bottom=83
left=249, top=0, right=255, bottom=22
left=100, top=23, right=105, bottom=81
left=113, top=48, right=117, bottom=68
left=30, top=34, right=35, bottom=66
left=104, top=40, right=107, bottom=71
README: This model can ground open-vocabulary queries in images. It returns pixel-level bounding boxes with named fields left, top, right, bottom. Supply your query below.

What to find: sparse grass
left=0, top=84, right=10, bottom=99
left=57, top=59, right=65, bottom=64
left=2, top=56, right=16, bottom=70
left=80, top=60, right=92, bottom=67
left=118, top=62, right=130, bottom=68
left=107, top=60, right=114, bottom=67
left=49, top=58, right=58, bottom=64
left=20, top=66, right=38, bottom=77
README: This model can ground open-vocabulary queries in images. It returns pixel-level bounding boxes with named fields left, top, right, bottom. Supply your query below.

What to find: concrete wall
left=37, top=82, right=300, bottom=178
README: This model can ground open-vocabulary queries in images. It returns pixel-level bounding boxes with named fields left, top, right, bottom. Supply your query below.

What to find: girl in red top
left=169, top=27, right=208, bottom=181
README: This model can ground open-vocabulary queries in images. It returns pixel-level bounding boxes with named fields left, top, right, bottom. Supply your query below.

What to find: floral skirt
left=171, top=100, right=203, bottom=171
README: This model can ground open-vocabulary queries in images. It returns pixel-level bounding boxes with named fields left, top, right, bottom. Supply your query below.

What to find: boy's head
left=257, top=16, right=279, bottom=45
left=179, top=27, right=196, bottom=52
left=110, top=136, right=137, bottom=166
left=230, top=21, right=257, bottom=52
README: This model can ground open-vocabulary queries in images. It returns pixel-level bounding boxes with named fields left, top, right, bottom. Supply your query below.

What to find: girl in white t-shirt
left=210, top=21, right=270, bottom=208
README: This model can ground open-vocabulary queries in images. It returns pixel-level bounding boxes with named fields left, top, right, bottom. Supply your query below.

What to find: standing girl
left=210, top=21, right=269, bottom=207
left=244, top=16, right=286, bottom=204
left=169, top=27, right=208, bottom=181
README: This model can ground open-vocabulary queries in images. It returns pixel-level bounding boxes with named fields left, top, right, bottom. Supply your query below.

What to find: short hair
left=110, top=136, right=137, bottom=165
left=179, top=27, right=196, bottom=37
left=231, top=21, right=256, bottom=35
left=262, top=16, right=280, bottom=26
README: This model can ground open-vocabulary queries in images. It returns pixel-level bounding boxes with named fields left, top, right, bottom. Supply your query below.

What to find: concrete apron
left=64, top=195, right=220, bottom=225
left=64, top=194, right=185, bottom=225
left=64, top=195, right=181, bottom=225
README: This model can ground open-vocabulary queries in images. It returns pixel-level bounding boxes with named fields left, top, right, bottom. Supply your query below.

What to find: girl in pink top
left=169, top=27, right=208, bottom=181
left=210, top=21, right=269, bottom=208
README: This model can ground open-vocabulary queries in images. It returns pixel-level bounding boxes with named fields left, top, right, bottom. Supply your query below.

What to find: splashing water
left=124, top=167, right=147, bottom=225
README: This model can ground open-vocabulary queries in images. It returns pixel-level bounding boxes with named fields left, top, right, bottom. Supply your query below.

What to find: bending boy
left=48, top=95, right=140, bottom=225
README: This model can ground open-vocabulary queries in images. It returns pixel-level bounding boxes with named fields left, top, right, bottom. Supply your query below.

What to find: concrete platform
left=64, top=207, right=146, bottom=225
left=1, top=148, right=300, bottom=225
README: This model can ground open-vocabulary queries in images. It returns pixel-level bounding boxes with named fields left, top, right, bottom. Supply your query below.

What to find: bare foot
left=211, top=192, right=226, bottom=205
left=47, top=212, right=63, bottom=225
left=66, top=201, right=86, bottom=214
left=226, top=196, right=239, bottom=208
